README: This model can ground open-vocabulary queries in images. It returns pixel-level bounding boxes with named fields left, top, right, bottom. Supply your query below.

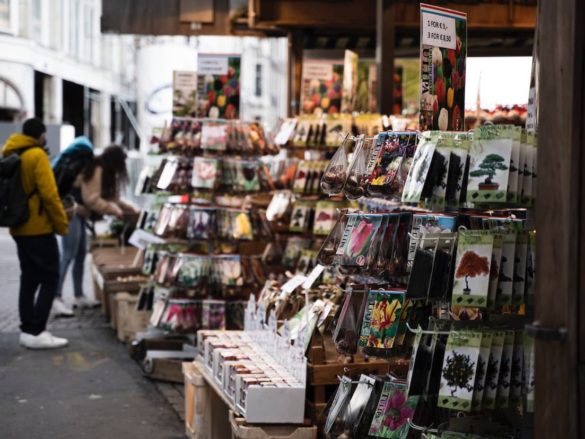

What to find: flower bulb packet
left=359, top=290, right=405, bottom=355
left=368, top=381, right=420, bottom=438
left=335, top=213, right=387, bottom=271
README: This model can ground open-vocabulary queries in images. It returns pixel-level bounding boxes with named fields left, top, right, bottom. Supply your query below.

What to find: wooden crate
left=230, top=411, right=317, bottom=439
left=144, top=357, right=186, bottom=383
left=91, top=264, right=145, bottom=319
left=183, top=362, right=232, bottom=439
left=115, top=292, right=151, bottom=343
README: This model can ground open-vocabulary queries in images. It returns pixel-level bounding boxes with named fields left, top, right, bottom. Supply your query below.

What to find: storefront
left=92, top=1, right=583, bottom=438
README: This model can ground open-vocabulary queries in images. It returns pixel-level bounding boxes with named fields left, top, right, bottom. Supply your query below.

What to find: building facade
left=0, top=0, right=137, bottom=148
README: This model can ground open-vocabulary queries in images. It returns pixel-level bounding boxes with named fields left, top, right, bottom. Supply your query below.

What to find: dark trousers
left=12, top=234, right=60, bottom=335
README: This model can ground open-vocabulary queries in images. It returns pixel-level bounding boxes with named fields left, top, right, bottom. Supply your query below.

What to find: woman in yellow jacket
left=2, top=119, right=69, bottom=349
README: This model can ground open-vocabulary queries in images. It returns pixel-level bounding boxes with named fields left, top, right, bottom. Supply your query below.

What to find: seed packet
left=158, top=299, right=202, bottom=333
left=487, top=233, right=503, bottom=308
left=142, top=244, right=163, bottom=275
left=336, top=213, right=386, bottom=270
left=359, top=290, right=405, bottom=352
left=525, top=231, right=536, bottom=307
left=191, top=157, right=219, bottom=189
left=425, top=320, right=450, bottom=397
left=292, top=118, right=311, bottom=148
left=317, top=212, right=349, bottom=266
left=406, top=241, right=435, bottom=300
left=496, top=232, right=517, bottom=306
left=402, top=132, right=438, bottom=204
left=213, top=255, right=244, bottom=287
left=153, top=203, right=173, bottom=237
left=394, top=299, right=415, bottom=348
left=452, top=231, right=494, bottom=308
left=467, top=125, right=513, bottom=204
left=523, top=333, right=535, bottom=413
left=367, top=132, right=417, bottom=199
left=265, top=190, right=294, bottom=223
left=372, top=213, right=401, bottom=277
left=369, top=381, right=420, bottom=438
left=506, top=126, right=522, bottom=203
left=323, top=376, right=354, bottom=435
left=495, top=330, right=515, bottom=408
left=428, top=234, right=457, bottom=300
left=176, top=255, right=212, bottom=288
left=296, top=249, right=318, bottom=275
left=345, top=135, right=371, bottom=200
left=289, top=201, right=314, bottom=233
left=187, top=207, right=216, bottom=240
left=218, top=209, right=253, bottom=241
left=321, top=135, right=352, bottom=195
left=429, top=139, right=452, bottom=209
left=482, top=330, right=505, bottom=410
left=387, top=213, right=413, bottom=276
left=156, top=158, right=179, bottom=191
left=344, top=374, right=378, bottom=437
left=201, top=119, right=227, bottom=151
left=445, top=135, right=470, bottom=206
left=509, top=330, right=524, bottom=405
left=201, top=299, right=226, bottom=330
left=274, top=118, right=297, bottom=146
left=521, top=132, right=535, bottom=205
left=313, top=201, right=338, bottom=236
left=438, top=331, right=482, bottom=412
left=283, top=237, right=311, bottom=267
left=512, top=232, right=528, bottom=306
left=471, top=332, right=493, bottom=411
left=236, top=161, right=260, bottom=192
left=226, top=300, right=247, bottom=330
left=406, top=332, right=433, bottom=397
left=333, top=289, right=368, bottom=355
left=293, top=161, right=311, bottom=193
left=325, top=114, right=353, bottom=146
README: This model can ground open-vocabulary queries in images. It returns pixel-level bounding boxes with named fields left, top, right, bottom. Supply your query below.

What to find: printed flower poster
left=438, top=331, right=481, bottom=412
left=172, top=71, right=198, bottom=117
left=300, top=59, right=343, bottom=115
left=369, top=382, right=419, bottom=438
left=419, top=4, right=467, bottom=131
left=197, top=54, right=240, bottom=119
left=452, top=231, right=493, bottom=308
left=467, top=125, right=513, bottom=203
left=359, top=290, right=405, bottom=350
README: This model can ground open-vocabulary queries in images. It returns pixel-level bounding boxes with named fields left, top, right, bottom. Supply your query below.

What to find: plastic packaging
left=321, top=134, right=352, bottom=195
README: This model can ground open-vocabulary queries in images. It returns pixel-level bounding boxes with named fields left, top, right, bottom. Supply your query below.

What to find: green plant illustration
left=470, top=154, right=508, bottom=185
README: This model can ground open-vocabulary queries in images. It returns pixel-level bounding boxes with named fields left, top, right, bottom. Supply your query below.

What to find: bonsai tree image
left=456, top=251, right=490, bottom=294
left=470, top=154, right=508, bottom=190
left=498, top=356, right=511, bottom=389
left=442, top=350, right=475, bottom=396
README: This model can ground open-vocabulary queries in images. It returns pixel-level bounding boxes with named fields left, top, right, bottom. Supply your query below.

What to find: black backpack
left=53, top=149, right=94, bottom=199
left=0, top=147, right=38, bottom=228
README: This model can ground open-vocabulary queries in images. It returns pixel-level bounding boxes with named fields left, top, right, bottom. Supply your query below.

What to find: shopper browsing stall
left=54, top=145, right=139, bottom=316
left=1, top=119, right=69, bottom=349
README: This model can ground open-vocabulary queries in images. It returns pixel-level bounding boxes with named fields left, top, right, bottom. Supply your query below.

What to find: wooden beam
left=249, top=1, right=536, bottom=31
left=376, top=0, right=394, bottom=115
left=535, top=0, right=584, bottom=437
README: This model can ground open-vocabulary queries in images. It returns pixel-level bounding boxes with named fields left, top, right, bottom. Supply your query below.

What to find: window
left=83, top=2, right=93, bottom=62
left=255, top=63, right=262, bottom=97
left=69, top=0, right=79, bottom=57
left=30, top=0, right=41, bottom=42
left=0, top=0, right=10, bottom=31
left=49, top=0, right=62, bottom=49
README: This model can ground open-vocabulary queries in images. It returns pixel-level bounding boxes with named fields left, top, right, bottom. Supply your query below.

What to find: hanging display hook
left=406, top=322, right=451, bottom=336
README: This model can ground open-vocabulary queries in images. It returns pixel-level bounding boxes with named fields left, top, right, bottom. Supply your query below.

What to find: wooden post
left=535, top=0, right=585, bottom=437
left=288, top=31, right=303, bottom=117
left=376, top=0, right=395, bottom=116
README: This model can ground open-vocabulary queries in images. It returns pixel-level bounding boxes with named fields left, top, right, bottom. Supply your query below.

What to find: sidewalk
left=0, top=230, right=185, bottom=438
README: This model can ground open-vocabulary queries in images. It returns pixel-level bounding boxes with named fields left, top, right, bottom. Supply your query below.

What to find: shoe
left=52, top=298, right=74, bottom=317
left=19, top=331, right=68, bottom=349
left=73, top=296, right=100, bottom=309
